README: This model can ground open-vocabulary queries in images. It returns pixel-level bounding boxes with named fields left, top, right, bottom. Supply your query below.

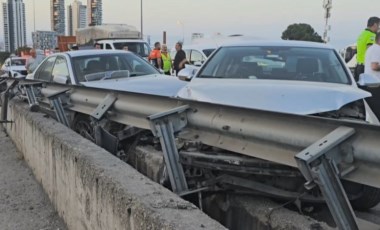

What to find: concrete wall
left=4, top=100, right=226, bottom=230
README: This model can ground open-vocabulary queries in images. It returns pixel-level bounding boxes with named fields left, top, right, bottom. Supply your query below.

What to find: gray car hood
left=81, top=74, right=187, bottom=97
left=176, top=79, right=371, bottom=115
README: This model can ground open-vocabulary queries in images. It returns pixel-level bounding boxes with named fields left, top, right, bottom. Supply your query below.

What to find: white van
left=96, top=39, right=151, bottom=59
left=171, top=44, right=217, bottom=67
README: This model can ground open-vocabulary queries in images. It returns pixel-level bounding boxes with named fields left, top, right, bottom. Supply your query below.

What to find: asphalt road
left=0, top=130, right=67, bottom=230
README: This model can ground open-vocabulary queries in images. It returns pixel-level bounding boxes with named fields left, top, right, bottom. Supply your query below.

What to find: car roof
left=220, top=40, right=334, bottom=49
left=182, top=44, right=218, bottom=50
left=97, top=39, right=147, bottom=43
left=64, top=49, right=130, bottom=57
left=8, top=57, right=26, bottom=60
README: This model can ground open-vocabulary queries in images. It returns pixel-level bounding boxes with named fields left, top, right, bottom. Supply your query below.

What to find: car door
left=34, top=55, right=72, bottom=84
left=189, top=50, right=205, bottom=66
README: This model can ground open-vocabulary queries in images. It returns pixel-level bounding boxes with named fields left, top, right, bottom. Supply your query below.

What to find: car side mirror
left=53, top=74, right=69, bottom=84
left=357, top=73, right=380, bottom=88
left=178, top=68, right=197, bottom=81
left=194, top=61, right=203, bottom=67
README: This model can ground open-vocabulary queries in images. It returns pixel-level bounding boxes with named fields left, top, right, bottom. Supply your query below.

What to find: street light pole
left=140, top=0, right=143, bottom=39
left=33, top=0, right=36, bottom=32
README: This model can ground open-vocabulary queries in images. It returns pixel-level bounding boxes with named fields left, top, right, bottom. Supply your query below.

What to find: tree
left=281, top=23, right=324, bottom=43
left=15, top=46, right=32, bottom=56
left=0, top=52, right=10, bottom=65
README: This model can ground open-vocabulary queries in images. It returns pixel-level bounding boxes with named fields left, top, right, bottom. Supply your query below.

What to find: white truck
left=76, top=24, right=151, bottom=59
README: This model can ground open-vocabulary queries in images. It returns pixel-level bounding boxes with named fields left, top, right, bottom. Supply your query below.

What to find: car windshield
left=11, top=59, right=26, bottom=66
left=197, top=46, right=351, bottom=84
left=113, top=42, right=150, bottom=57
left=203, top=49, right=215, bottom=57
left=72, top=53, right=160, bottom=82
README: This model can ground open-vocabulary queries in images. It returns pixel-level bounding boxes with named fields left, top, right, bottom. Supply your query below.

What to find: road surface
left=0, top=130, right=67, bottom=230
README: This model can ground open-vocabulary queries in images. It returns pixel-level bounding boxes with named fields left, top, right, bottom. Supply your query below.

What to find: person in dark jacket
left=173, top=42, right=187, bottom=76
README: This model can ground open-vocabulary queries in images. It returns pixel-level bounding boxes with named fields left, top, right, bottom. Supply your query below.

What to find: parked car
left=171, top=44, right=217, bottom=67
left=176, top=40, right=380, bottom=210
left=26, top=50, right=186, bottom=97
left=1, top=57, right=28, bottom=78
left=177, top=40, right=380, bottom=124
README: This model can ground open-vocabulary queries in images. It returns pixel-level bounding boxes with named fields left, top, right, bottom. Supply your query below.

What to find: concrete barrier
left=4, top=99, right=226, bottom=230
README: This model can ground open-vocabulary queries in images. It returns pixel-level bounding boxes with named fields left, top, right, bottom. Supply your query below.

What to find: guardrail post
left=295, top=126, right=358, bottom=230
left=0, top=80, right=19, bottom=127
left=148, top=105, right=189, bottom=194
left=47, top=89, right=70, bottom=127
left=19, top=82, right=44, bottom=112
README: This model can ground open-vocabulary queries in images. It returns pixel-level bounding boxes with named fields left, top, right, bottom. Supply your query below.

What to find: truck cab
left=96, top=39, right=151, bottom=59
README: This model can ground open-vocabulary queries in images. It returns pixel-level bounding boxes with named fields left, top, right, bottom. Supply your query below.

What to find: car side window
left=106, top=44, right=112, bottom=50
left=34, top=56, right=57, bottom=81
left=143, top=43, right=150, bottom=56
left=52, top=56, right=70, bottom=84
left=184, top=49, right=190, bottom=61
left=190, top=50, right=204, bottom=65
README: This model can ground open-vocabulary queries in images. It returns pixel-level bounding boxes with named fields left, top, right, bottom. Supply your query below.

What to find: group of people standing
left=355, top=16, right=380, bottom=118
left=148, top=42, right=187, bottom=76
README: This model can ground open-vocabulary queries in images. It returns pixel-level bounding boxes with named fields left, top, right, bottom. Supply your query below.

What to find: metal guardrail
left=3, top=79, right=380, bottom=229
left=6, top=79, right=380, bottom=189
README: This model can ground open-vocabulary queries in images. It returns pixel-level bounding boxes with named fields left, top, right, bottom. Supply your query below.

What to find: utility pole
left=33, top=0, right=36, bottom=32
left=322, top=0, right=332, bottom=43
left=140, top=0, right=143, bottom=39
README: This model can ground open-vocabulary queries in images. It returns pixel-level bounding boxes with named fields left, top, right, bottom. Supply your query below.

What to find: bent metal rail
left=6, top=79, right=380, bottom=190
left=3, top=78, right=380, bottom=229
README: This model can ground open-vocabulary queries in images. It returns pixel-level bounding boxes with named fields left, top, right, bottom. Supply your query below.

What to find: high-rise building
left=67, top=0, right=87, bottom=36
left=32, top=31, right=58, bottom=50
left=87, top=0, right=102, bottom=26
left=2, top=0, right=27, bottom=53
left=51, top=0, right=65, bottom=35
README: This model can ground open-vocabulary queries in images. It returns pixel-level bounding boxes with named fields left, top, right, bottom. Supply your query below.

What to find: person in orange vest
left=148, top=42, right=162, bottom=69
left=161, top=44, right=172, bottom=75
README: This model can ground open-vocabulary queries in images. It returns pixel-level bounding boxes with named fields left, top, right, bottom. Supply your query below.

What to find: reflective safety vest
left=357, top=29, right=376, bottom=64
left=161, top=52, right=172, bottom=72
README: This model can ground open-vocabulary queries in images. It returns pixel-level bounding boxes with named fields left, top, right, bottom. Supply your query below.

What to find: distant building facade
left=51, top=0, right=65, bottom=35
left=32, top=31, right=58, bottom=50
left=87, top=0, right=102, bottom=26
left=67, top=0, right=87, bottom=36
left=2, top=0, right=27, bottom=52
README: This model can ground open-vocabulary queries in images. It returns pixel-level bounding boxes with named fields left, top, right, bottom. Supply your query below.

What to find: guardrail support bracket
left=148, top=105, right=190, bottom=194
left=47, top=89, right=70, bottom=127
left=295, top=126, right=358, bottom=230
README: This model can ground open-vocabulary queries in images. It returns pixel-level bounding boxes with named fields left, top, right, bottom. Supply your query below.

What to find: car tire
left=72, top=114, right=94, bottom=142
left=344, top=181, right=380, bottom=211
left=350, top=185, right=380, bottom=211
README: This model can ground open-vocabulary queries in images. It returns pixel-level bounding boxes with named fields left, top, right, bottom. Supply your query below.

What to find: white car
left=177, top=40, right=380, bottom=123
left=26, top=50, right=187, bottom=97
left=1, top=57, right=28, bottom=78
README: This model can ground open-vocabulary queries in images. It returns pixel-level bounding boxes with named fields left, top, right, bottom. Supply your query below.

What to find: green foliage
left=0, top=52, right=11, bottom=65
left=15, top=46, right=32, bottom=56
left=282, top=23, right=324, bottom=43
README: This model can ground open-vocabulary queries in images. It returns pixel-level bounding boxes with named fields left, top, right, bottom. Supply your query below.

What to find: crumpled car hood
left=176, top=79, right=371, bottom=115
left=81, top=74, right=187, bottom=97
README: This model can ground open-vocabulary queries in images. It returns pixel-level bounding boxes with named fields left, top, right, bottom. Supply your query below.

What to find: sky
left=0, top=0, right=379, bottom=49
